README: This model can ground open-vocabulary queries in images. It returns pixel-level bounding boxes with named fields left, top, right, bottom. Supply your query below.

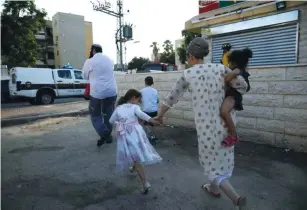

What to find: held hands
left=153, top=115, right=164, bottom=124
left=148, top=118, right=161, bottom=126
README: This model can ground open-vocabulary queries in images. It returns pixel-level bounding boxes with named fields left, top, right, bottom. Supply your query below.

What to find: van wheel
left=29, top=98, right=38, bottom=105
left=37, top=91, right=55, bottom=105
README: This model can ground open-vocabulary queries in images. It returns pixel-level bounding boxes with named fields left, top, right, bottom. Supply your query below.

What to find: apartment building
left=35, top=20, right=55, bottom=68
left=36, top=12, right=93, bottom=69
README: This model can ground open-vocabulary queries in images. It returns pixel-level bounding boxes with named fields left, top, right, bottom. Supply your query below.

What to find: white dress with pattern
left=109, top=103, right=162, bottom=172
left=163, top=63, right=248, bottom=184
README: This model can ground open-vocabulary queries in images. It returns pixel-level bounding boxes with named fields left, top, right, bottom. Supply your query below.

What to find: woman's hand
left=153, top=115, right=164, bottom=124
left=148, top=118, right=161, bottom=126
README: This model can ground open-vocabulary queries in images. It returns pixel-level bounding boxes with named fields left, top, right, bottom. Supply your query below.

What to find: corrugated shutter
left=212, top=24, right=298, bottom=66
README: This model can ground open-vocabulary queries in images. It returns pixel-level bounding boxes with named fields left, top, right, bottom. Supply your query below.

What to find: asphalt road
left=1, top=97, right=84, bottom=109
left=2, top=117, right=307, bottom=210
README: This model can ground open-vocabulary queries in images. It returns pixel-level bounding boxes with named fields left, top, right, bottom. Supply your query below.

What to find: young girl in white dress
left=109, top=89, right=162, bottom=194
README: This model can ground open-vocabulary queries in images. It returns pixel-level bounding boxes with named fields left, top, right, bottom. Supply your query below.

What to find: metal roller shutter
left=211, top=24, right=298, bottom=66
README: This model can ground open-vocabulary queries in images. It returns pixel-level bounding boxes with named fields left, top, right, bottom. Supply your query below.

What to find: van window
left=74, top=70, right=83, bottom=80
left=12, top=73, right=16, bottom=84
left=57, top=70, right=72, bottom=79
left=143, top=64, right=162, bottom=71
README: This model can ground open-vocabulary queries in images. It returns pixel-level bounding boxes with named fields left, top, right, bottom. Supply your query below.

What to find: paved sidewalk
left=1, top=101, right=88, bottom=120
left=2, top=117, right=307, bottom=210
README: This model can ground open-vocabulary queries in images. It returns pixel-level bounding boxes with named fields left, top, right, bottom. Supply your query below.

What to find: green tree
left=128, top=57, right=150, bottom=70
left=159, top=40, right=175, bottom=64
left=1, top=1, right=47, bottom=68
left=176, top=30, right=201, bottom=64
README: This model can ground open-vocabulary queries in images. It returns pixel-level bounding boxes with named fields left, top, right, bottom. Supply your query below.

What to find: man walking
left=83, top=44, right=117, bottom=146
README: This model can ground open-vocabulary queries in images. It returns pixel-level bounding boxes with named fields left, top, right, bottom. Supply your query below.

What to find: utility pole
left=118, top=0, right=123, bottom=70
left=90, top=0, right=124, bottom=70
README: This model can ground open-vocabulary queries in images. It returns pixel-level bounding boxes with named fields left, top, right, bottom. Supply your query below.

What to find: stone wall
left=116, top=64, right=307, bottom=152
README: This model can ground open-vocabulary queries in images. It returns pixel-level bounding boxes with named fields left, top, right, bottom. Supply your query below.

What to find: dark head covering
left=91, top=44, right=103, bottom=53
left=221, top=43, right=232, bottom=50
left=186, top=37, right=209, bottom=58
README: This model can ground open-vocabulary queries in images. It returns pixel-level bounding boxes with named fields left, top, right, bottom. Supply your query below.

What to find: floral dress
left=109, top=103, right=162, bottom=172
left=163, top=63, right=248, bottom=185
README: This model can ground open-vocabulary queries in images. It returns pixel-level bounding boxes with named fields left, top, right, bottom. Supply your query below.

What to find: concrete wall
left=115, top=65, right=307, bottom=152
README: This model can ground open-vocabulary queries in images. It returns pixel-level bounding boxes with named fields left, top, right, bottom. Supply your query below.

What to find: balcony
left=35, top=34, right=46, bottom=40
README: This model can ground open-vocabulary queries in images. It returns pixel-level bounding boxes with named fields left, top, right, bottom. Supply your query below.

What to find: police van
left=9, top=65, right=88, bottom=105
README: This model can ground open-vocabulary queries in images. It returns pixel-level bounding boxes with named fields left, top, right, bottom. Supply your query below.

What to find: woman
left=155, top=37, right=248, bottom=209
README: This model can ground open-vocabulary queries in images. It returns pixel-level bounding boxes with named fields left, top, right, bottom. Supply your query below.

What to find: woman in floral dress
left=155, top=37, right=248, bottom=209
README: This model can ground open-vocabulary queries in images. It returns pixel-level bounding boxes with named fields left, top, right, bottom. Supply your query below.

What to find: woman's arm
left=224, top=68, right=240, bottom=83
left=157, top=72, right=189, bottom=118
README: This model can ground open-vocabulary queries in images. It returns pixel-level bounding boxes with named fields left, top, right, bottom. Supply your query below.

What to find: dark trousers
left=89, top=95, right=117, bottom=138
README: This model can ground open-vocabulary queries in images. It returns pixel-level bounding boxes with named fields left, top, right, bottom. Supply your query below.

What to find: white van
left=9, top=67, right=88, bottom=105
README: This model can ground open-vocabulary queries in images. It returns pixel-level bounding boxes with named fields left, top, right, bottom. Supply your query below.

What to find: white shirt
left=83, top=53, right=117, bottom=99
left=141, top=86, right=159, bottom=113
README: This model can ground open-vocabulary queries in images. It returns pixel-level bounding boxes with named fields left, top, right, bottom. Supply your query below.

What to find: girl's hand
left=149, top=118, right=161, bottom=126
left=153, top=115, right=164, bottom=124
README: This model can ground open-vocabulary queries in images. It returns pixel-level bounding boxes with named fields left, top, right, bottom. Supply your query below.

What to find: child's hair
left=145, top=76, right=154, bottom=86
left=117, top=89, right=142, bottom=106
left=228, top=48, right=253, bottom=70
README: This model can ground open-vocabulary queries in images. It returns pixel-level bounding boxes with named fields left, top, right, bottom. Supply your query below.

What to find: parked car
left=9, top=67, right=88, bottom=105
left=137, top=63, right=178, bottom=73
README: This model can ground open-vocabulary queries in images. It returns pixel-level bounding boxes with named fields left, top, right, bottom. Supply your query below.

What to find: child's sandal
left=129, top=166, right=135, bottom=173
left=221, top=136, right=239, bottom=147
left=142, top=182, right=151, bottom=195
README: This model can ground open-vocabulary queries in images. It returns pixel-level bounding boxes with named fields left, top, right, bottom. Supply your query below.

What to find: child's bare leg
left=133, top=162, right=146, bottom=185
left=221, top=96, right=236, bottom=136
left=219, top=179, right=247, bottom=209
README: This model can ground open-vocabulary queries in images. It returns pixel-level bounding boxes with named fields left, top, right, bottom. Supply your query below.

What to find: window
left=57, top=50, right=59, bottom=55
left=12, top=73, right=16, bottom=84
left=74, top=71, right=83, bottom=80
left=56, top=36, right=58, bottom=41
left=47, top=52, right=54, bottom=59
left=57, top=70, right=72, bottom=79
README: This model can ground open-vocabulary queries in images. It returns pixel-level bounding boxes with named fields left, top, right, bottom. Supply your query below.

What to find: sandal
left=221, top=136, right=239, bottom=147
left=142, top=182, right=151, bottom=195
left=201, top=184, right=221, bottom=197
left=236, top=196, right=247, bottom=210
left=129, top=166, right=135, bottom=173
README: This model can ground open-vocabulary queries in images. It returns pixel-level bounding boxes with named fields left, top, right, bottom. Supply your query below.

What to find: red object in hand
left=84, top=83, right=90, bottom=100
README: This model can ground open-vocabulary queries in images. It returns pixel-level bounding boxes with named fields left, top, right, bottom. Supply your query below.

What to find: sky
left=34, top=0, right=198, bottom=64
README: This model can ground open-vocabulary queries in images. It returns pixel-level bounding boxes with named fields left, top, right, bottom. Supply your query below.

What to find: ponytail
left=116, top=89, right=142, bottom=106
left=117, top=96, right=127, bottom=106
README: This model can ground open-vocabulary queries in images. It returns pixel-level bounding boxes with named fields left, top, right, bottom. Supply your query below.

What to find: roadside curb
left=1, top=109, right=89, bottom=127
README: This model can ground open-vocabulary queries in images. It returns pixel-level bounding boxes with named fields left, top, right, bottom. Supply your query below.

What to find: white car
left=9, top=67, right=88, bottom=105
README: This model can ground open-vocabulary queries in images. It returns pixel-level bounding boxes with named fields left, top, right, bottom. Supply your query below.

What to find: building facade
left=175, top=1, right=307, bottom=151
left=185, top=1, right=307, bottom=66
left=85, top=21, right=94, bottom=59
left=35, top=20, right=55, bottom=68
left=36, top=12, right=93, bottom=69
